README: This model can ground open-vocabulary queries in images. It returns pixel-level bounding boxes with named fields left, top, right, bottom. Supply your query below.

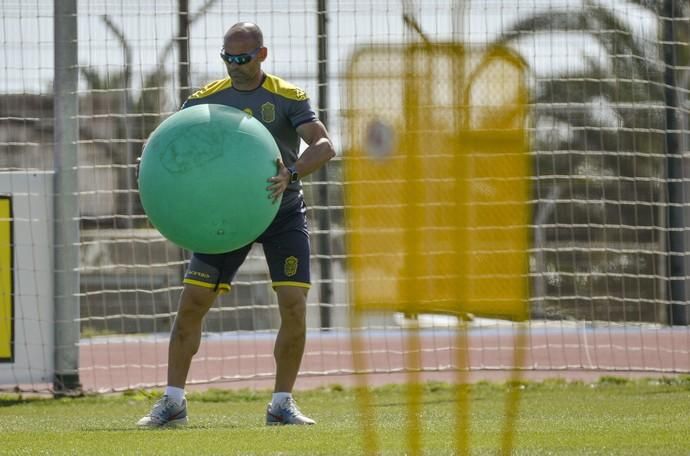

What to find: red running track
left=77, top=324, right=690, bottom=392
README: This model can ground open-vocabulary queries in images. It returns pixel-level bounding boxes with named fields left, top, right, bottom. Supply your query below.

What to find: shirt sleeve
left=288, top=98, right=318, bottom=129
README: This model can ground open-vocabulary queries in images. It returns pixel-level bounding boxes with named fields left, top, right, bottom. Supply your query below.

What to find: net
left=0, top=0, right=689, bottom=392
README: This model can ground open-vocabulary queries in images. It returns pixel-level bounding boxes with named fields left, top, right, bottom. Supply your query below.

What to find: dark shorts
left=183, top=194, right=310, bottom=293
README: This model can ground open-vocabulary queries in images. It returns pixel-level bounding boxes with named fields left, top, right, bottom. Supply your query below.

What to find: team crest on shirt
left=284, top=256, right=298, bottom=277
left=261, top=102, right=276, bottom=123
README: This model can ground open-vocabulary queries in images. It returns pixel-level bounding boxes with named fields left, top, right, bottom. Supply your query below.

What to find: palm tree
left=491, top=0, right=689, bottom=321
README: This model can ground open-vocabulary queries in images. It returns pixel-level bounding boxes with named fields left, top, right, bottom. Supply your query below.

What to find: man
left=137, top=22, right=335, bottom=427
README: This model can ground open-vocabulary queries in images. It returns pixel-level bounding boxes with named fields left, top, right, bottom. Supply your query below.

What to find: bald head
left=224, top=22, right=263, bottom=48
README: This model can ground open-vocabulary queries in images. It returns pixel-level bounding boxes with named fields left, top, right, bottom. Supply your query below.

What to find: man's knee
left=277, top=287, right=308, bottom=325
left=178, top=285, right=218, bottom=319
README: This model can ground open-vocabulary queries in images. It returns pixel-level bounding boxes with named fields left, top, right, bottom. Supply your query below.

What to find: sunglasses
left=220, top=47, right=262, bottom=65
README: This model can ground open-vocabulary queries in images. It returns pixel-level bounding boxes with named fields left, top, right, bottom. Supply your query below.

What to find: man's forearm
left=292, top=138, right=335, bottom=178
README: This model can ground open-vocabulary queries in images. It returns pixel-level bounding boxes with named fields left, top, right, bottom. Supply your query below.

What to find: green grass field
left=1, top=377, right=689, bottom=455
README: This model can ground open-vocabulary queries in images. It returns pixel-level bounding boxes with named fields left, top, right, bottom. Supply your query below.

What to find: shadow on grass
left=79, top=422, right=240, bottom=432
left=0, top=395, right=50, bottom=407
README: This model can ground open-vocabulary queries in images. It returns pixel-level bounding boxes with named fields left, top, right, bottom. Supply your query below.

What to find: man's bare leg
left=137, top=284, right=217, bottom=428
left=265, top=285, right=314, bottom=425
left=273, top=286, right=308, bottom=392
left=168, top=285, right=219, bottom=387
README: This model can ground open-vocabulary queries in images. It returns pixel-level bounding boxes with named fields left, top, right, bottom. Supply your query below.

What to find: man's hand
left=266, top=157, right=290, bottom=204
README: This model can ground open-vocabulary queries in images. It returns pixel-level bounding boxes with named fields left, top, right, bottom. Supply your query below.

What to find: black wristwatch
left=287, top=166, right=300, bottom=183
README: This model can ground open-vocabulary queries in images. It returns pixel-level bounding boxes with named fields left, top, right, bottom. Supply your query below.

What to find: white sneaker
left=266, top=397, right=316, bottom=425
left=137, top=396, right=188, bottom=428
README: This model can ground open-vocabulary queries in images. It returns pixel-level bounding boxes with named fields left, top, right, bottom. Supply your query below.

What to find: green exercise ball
left=138, top=104, right=281, bottom=253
